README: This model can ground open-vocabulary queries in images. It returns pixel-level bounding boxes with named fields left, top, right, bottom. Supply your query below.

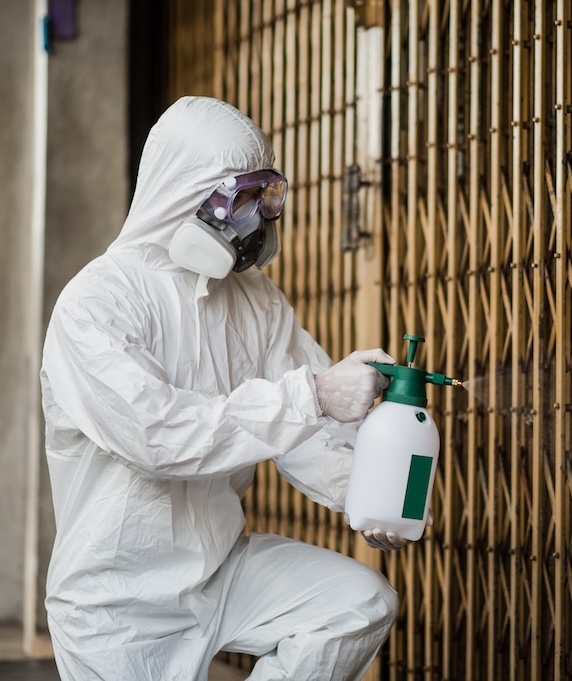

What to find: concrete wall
left=44, top=0, right=129, bottom=316
left=0, top=0, right=129, bottom=650
left=0, top=0, right=36, bottom=629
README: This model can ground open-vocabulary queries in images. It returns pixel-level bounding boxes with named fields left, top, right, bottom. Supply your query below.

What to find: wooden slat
left=389, top=0, right=402, bottom=354
left=425, top=1, right=441, bottom=678
left=237, top=0, right=251, bottom=115
left=343, top=3, right=357, bottom=359
left=444, top=0, right=460, bottom=677
left=554, top=0, right=572, bottom=681
left=308, top=0, right=322, bottom=346
left=294, top=1, right=310, bottom=339
left=319, top=0, right=333, bottom=356
left=531, top=2, right=546, bottom=679
left=212, top=0, right=224, bottom=100
left=487, top=0, right=503, bottom=676
left=510, top=2, right=525, bottom=679
left=269, top=0, right=286, bottom=291
left=406, top=2, right=422, bottom=678
left=386, top=1, right=406, bottom=677
left=466, top=4, right=482, bottom=677
left=553, top=2, right=569, bottom=678
left=330, top=0, right=345, bottom=365
left=350, top=19, right=387, bottom=681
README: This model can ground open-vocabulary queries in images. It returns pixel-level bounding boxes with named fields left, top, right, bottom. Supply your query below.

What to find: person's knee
left=356, top=566, right=399, bottom=630
left=378, top=577, right=399, bottom=631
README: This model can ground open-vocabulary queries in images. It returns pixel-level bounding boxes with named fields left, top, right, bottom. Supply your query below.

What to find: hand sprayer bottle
left=345, top=334, right=462, bottom=541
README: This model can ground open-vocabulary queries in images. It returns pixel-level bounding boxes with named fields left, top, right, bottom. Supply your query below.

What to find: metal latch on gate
left=342, top=164, right=372, bottom=252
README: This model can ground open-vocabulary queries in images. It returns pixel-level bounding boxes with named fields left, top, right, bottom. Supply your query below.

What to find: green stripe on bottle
left=402, top=455, right=433, bottom=520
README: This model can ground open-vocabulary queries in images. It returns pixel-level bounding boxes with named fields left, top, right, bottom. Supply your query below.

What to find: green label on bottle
left=402, top=455, right=433, bottom=520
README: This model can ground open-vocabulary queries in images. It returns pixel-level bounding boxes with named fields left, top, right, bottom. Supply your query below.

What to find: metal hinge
left=342, top=164, right=372, bottom=252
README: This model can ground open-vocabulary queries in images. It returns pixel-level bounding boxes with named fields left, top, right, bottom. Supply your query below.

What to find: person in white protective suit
left=41, top=96, right=427, bottom=681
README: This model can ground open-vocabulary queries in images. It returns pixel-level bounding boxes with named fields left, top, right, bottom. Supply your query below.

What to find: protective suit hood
left=108, top=96, right=275, bottom=271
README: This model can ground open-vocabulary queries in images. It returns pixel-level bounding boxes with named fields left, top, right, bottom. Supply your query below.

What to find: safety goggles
left=201, top=169, right=288, bottom=226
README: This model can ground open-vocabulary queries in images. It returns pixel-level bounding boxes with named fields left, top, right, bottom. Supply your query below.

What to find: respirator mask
left=169, top=169, right=287, bottom=278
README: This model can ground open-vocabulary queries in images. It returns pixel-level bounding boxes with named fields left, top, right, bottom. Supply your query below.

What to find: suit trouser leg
left=215, top=533, right=399, bottom=681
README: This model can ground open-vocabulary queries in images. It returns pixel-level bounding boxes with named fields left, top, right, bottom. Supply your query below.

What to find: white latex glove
left=360, top=509, right=434, bottom=551
left=314, top=348, right=395, bottom=422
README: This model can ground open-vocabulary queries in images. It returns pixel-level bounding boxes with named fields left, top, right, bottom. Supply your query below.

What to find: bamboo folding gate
left=167, top=1, right=571, bottom=679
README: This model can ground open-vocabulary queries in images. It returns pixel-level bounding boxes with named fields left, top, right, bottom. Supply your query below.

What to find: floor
left=0, top=658, right=248, bottom=680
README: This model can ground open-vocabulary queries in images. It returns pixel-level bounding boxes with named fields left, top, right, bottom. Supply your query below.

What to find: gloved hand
left=314, top=348, right=394, bottom=422
left=360, top=509, right=434, bottom=551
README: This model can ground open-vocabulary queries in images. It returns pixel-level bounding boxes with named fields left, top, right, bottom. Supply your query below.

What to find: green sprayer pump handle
left=366, top=334, right=462, bottom=407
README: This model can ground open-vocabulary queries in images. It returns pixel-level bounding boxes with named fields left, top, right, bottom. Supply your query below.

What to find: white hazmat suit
left=41, top=97, right=399, bottom=681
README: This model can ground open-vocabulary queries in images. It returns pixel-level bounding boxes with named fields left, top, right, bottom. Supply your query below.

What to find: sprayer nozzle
left=426, top=372, right=463, bottom=387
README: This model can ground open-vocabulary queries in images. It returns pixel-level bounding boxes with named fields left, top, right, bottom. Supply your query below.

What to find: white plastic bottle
left=344, top=334, right=461, bottom=541
left=345, top=400, right=439, bottom=541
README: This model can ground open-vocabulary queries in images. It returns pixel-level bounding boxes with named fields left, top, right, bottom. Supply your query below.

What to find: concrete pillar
left=0, top=0, right=36, bottom=645
left=0, top=0, right=129, bottom=658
